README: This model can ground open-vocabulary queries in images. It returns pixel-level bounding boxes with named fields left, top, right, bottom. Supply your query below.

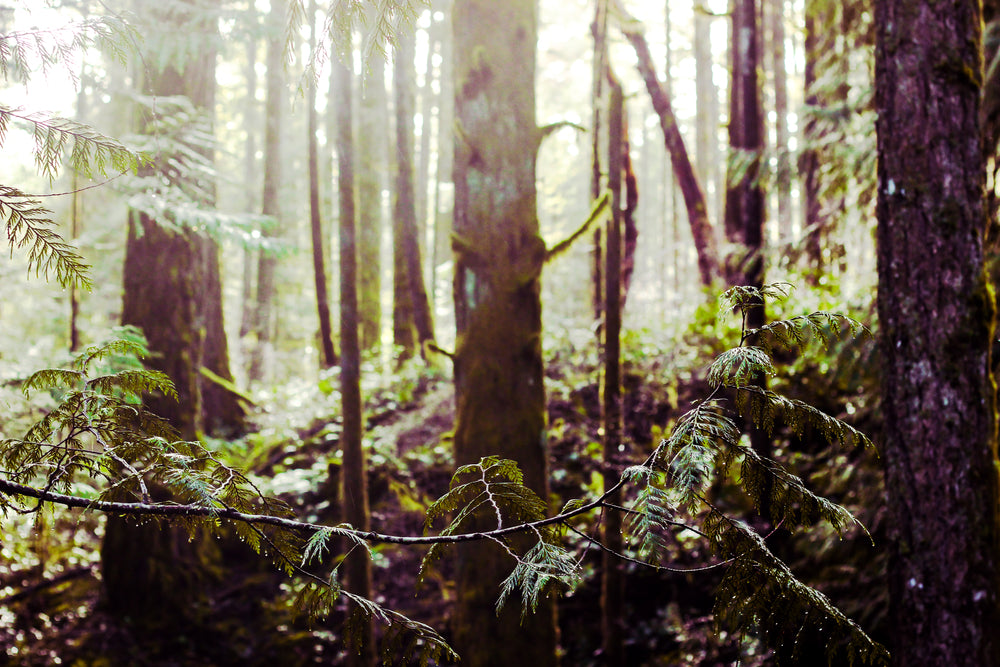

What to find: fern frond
left=750, top=312, right=870, bottom=353
left=340, top=588, right=460, bottom=665
left=21, top=368, right=85, bottom=395
left=659, top=401, right=739, bottom=510
left=624, top=469, right=678, bottom=560
left=74, top=326, right=150, bottom=371
left=735, top=441, right=867, bottom=538
left=707, top=514, right=888, bottom=665
left=720, top=282, right=793, bottom=312
left=0, top=106, right=145, bottom=182
left=707, top=346, right=774, bottom=388
left=1, top=185, right=92, bottom=288
left=735, top=386, right=874, bottom=450
left=0, top=15, right=138, bottom=86
left=496, top=540, right=582, bottom=618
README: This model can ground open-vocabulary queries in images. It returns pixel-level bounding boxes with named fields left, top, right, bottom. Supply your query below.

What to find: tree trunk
left=357, top=45, right=386, bottom=351
left=248, top=0, right=285, bottom=382
left=393, top=25, right=435, bottom=359
left=451, top=1, right=558, bottom=664
left=621, top=23, right=721, bottom=286
left=309, top=0, right=337, bottom=367
left=768, top=0, right=791, bottom=241
left=875, top=0, right=1000, bottom=664
left=600, top=68, right=625, bottom=667
left=106, top=0, right=242, bottom=627
left=333, top=48, right=375, bottom=666
left=694, top=0, right=720, bottom=227
left=801, top=0, right=824, bottom=277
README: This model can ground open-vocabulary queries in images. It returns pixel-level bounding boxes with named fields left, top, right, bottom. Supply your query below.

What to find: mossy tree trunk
left=105, top=0, right=243, bottom=627
left=451, top=0, right=557, bottom=664
left=357, top=34, right=386, bottom=352
left=875, top=0, right=1000, bottom=664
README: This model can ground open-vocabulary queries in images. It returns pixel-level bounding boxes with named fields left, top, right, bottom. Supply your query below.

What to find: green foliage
left=627, top=284, right=887, bottom=664
left=290, top=0, right=424, bottom=66
left=121, top=92, right=277, bottom=245
left=0, top=184, right=92, bottom=288
left=0, top=15, right=137, bottom=85
left=418, top=455, right=580, bottom=608
left=0, top=14, right=145, bottom=289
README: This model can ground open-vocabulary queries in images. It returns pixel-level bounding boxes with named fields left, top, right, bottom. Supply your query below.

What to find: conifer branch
left=0, top=185, right=91, bottom=288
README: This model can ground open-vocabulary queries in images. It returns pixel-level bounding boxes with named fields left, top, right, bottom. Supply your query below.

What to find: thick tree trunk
left=357, top=50, right=386, bottom=351
left=875, top=0, right=1000, bottom=664
left=106, top=0, right=242, bottom=626
left=451, top=1, right=557, bottom=664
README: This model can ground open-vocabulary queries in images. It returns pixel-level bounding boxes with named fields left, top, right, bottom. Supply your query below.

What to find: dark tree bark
left=332, top=49, right=374, bottom=666
left=600, top=68, right=625, bottom=667
left=309, top=0, right=337, bottom=367
left=875, top=0, right=1000, bottom=664
left=451, top=1, right=557, bottom=664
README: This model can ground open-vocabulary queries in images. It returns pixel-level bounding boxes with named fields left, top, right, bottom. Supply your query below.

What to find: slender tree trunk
left=769, top=0, right=791, bottom=241
left=694, top=0, right=720, bottom=226
left=591, top=0, right=607, bottom=324
left=248, top=0, right=285, bottom=382
left=620, top=22, right=721, bottom=286
left=240, top=29, right=259, bottom=346
left=333, top=48, right=375, bottom=666
left=802, top=0, right=823, bottom=276
left=393, top=26, right=434, bottom=359
left=876, top=0, right=1000, bottom=664
left=451, top=1, right=557, bottom=664
left=601, top=68, right=625, bottom=667
left=309, top=0, right=337, bottom=367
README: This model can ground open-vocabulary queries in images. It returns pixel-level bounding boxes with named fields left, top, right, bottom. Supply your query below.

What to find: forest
left=0, top=0, right=997, bottom=665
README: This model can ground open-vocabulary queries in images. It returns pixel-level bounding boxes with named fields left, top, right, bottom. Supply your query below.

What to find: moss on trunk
left=451, top=1, right=557, bottom=664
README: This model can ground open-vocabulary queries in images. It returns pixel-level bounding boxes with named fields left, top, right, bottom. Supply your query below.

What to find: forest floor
left=0, top=352, right=795, bottom=666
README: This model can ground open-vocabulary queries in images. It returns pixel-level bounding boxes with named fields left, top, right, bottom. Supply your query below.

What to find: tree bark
left=248, top=0, right=285, bottom=382
left=875, top=0, right=1000, bottom=664
left=620, top=23, right=721, bottom=286
left=357, top=45, right=386, bottom=351
left=451, top=1, right=558, bottom=664
left=309, top=0, right=337, bottom=367
left=393, top=26, right=435, bottom=359
left=600, top=67, right=625, bottom=667
left=333, top=49, right=375, bottom=666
